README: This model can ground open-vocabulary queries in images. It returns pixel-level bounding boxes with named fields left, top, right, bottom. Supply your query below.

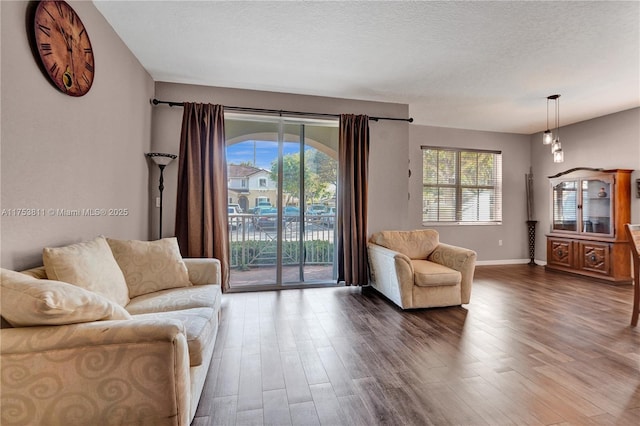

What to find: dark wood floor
left=192, top=265, right=640, bottom=426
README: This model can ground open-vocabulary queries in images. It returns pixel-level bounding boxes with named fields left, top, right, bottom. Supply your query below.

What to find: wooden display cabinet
left=546, top=168, right=633, bottom=284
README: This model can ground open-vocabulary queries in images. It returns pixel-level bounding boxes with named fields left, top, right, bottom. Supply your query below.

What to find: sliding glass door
left=225, top=114, right=338, bottom=289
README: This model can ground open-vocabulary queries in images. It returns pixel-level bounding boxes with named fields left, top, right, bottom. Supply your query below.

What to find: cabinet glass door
left=552, top=181, right=578, bottom=231
left=581, top=179, right=612, bottom=235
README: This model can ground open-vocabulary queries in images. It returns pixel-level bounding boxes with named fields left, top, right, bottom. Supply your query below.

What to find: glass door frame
left=225, top=113, right=339, bottom=291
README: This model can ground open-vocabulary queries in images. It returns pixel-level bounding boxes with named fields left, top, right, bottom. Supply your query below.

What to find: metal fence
left=228, top=214, right=335, bottom=268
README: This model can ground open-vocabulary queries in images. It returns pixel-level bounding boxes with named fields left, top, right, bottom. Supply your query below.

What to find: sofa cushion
left=0, top=268, right=131, bottom=327
left=20, top=266, right=48, bottom=279
left=370, top=229, right=440, bottom=259
left=412, top=260, right=461, bottom=287
left=43, top=236, right=130, bottom=306
left=107, top=237, right=192, bottom=298
left=133, top=308, right=216, bottom=366
left=125, top=284, right=222, bottom=315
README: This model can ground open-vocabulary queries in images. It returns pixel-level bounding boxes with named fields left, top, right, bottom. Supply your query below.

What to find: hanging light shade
left=553, top=150, right=564, bottom=163
left=542, top=96, right=554, bottom=145
left=544, top=94, right=563, bottom=163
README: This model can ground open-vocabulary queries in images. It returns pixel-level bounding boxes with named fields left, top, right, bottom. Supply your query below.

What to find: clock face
left=33, top=1, right=95, bottom=96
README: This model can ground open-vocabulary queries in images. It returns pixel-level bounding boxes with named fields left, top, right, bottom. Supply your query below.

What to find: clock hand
left=55, top=22, right=72, bottom=50
left=68, top=39, right=76, bottom=89
left=54, top=21, right=74, bottom=90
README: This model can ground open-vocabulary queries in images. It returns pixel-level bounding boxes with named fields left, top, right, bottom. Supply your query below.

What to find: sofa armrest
left=428, top=243, right=477, bottom=304
left=1, top=320, right=191, bottom=426
left=1, top=319, right=185, bottom=354
left=184, top=258, right=221, bottom=286
left=368, top=243, right=415, bottom=308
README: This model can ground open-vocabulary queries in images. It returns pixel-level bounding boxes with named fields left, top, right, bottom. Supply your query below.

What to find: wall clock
left=32, top=1, right=95, bottom=96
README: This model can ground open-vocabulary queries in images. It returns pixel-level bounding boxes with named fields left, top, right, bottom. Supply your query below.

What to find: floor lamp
left=146, top=152, right=177, bottom=239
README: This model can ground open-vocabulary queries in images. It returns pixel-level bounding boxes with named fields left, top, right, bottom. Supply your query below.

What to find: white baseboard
left=476, top=259, right=547, bottom=266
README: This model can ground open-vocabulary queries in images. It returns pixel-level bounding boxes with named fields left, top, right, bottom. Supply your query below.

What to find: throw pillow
left=0, top=268, right=131, bottom=327
left=43, top=236, right=130, bottom=306
left=107, top=237, right=191, bottom=298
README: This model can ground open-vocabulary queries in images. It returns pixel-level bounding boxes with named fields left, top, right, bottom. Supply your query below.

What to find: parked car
left=228, top=207, right=243, bottom=230
left=306, top=204, right=326, bottom=222
left=228, top=204, right=243, bottom=214
left=247, top=202, right=270, bottom=214
left=306, top=204, right=326, bottom=215
left=283, top=206, right=301, bottom=221
left=321, top=207, right=336, bottom=227
left=251, top=206, right=273, bottom=216
left=254, top=207, right=279, bottom=229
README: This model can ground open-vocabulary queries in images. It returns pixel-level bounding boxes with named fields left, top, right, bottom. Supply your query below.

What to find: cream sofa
left=0, top=236, right=221, bottom=426
left=368, top=229, right=476, bottom=309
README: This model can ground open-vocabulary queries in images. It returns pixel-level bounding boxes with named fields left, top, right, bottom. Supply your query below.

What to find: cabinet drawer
left=547, top=239, right=573, bottom=267
left=578, top=242, right=610, bottom=275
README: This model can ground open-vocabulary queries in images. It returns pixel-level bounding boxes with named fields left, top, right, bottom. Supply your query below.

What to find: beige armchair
left=367, top=229, right=477, bottom=309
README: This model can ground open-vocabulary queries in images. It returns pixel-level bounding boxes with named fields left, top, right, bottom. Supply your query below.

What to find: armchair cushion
left=0, top=268, right=131, bottom=327
left=43, top=236, right=130, bottom=306
left=370, top=229, right=439, bottom=259
left=412, top=260, right=461, bottom=287
left=107, top=237, right=191, bottom=297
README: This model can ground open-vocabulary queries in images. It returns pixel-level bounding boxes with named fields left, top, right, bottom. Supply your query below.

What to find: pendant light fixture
left=543, top=96, right=554, bottom=145
left=544, top=94, right=563, bottom=163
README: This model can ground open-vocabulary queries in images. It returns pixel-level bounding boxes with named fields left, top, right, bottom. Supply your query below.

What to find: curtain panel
left=337, top=114, right=370, bottom=286
left=175, top=103, right=230, bottom=291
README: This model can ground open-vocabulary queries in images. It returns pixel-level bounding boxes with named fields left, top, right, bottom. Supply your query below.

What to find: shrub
left=230, top=239, right=333, bottom=267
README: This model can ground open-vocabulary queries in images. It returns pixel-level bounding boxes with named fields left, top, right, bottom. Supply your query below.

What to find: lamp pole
left=146, top=153, right=177, bottom=239
left=158, top=164, right=166, bottom=239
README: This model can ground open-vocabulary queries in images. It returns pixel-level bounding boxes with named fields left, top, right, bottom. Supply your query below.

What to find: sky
left=227, top=140, right=303, bottom=170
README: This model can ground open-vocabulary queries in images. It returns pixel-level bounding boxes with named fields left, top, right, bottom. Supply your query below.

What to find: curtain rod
left=151, top=98, right=413, bottom=123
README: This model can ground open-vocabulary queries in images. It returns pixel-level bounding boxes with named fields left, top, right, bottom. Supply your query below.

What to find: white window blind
left=422, top=146, right=502, bottom=224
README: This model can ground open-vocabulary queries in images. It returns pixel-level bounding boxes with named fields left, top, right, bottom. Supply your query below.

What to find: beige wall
left=409, top=125, right=532, bottom=262
left=151, top=82, right=410, bottom=238
left=1, top=1, right=154, bottom=270
left=530, top=107, right=640, bottom=262
left=408, top=108, right=639, bottom=264
left=1, top=1, right=634, bottom=270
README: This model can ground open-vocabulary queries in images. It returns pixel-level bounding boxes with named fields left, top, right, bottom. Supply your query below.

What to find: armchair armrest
left=367, top=243, right=415, bottom=308
left=428, top=243, right=477, bottom=303
left=1, top=320, right=191, bottom=425
left=184, top=258, right=221, bottom=286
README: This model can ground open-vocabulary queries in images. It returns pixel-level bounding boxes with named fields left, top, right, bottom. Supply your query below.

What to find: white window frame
left=422, top=146, right=502, bottom=225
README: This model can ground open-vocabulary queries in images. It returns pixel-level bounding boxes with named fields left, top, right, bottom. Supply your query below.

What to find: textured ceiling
left=93, top=0, right=639, bottom=134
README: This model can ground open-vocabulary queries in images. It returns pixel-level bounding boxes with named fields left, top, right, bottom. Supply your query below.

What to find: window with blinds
left=422, top=146, right=502, bottom=224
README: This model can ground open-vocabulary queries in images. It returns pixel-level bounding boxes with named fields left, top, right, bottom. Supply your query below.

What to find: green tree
left=306, top=150, right=338, bottom=187
left=270, top=150, right=335, bottom=206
